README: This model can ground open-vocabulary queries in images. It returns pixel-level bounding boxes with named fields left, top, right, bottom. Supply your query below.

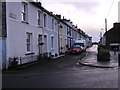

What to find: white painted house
left=6, top=1, right=44, bottom=69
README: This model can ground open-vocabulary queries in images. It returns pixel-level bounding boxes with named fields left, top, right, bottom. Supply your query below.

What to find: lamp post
left=100, top=28, right=103, bottom=43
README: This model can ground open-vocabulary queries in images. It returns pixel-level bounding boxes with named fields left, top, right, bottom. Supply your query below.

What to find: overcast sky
left=41, top=0, right=119, bottom=42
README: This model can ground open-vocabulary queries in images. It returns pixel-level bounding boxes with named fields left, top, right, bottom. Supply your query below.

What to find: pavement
left=4, top=45, right=119, bottom=71
left=79, top=46, right=119, bottom=68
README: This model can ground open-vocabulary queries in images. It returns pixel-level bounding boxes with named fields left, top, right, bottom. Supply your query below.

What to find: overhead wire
left=106, top=0, right=115, bottom=18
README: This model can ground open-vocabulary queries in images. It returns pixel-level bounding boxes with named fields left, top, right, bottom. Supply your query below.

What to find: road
left=2, top=45, right=118, bottom=88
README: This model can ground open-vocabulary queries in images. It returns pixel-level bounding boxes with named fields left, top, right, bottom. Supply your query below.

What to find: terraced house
left=0, top=0, right=92, bottom=70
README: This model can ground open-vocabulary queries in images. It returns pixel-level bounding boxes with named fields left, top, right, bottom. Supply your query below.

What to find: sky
left=40, top=0, right=119, bottom=42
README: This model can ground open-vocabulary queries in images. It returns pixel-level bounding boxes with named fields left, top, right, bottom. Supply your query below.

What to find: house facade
left=41, top=10, right=59, bottom=58
left=5, top=1, right=44, bottom=69
left=1, top=0, right=92, bottom=70
left=62, top=19, right=74, bottom=49
left=58, top=22, right=67, bottom=54
left=104, top=23, right=120, bottom=51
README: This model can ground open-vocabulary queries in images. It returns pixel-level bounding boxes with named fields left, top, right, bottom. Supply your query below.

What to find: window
left=38, top=34, right=42, bottom=43
left=67, top=27, right=69, bottom=35
left=26, top=33, right=32, bottom=52
left=52, top=18, right=54, bottom=30
left=38, top=11, right=41, bottom=26
left=43, top=14, right=47, bottom=27
left=51, top=37, right=54, bottom=49
left=65, top=39, right=67, bottom=45
left=22, top=2, right=28, bottom=22
left=44, top=35, right=47, bottom=52
left=69, top=28, right=71, bottom=36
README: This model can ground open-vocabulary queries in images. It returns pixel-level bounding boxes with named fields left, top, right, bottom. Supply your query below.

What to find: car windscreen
left=74, top=43, right=84, bottom=47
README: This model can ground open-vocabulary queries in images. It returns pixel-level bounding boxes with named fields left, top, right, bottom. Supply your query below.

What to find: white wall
left=6, top=2, right=43, bottom=68
left=5, top=1, right=60, bottom=69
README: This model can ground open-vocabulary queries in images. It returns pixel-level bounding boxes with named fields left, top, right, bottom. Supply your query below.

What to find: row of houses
left=0, top=0, right=92, bottom=70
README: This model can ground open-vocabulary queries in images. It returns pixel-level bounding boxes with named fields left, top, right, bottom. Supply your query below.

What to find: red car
left=70, top=45, right=83, bottom=54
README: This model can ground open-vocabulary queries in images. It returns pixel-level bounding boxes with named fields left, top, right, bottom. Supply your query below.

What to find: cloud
left=42, top=0, right=119, bottom=42
left=62, top=2, right=100, bottom=15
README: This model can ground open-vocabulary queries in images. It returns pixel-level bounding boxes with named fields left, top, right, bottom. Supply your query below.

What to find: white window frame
left=21, top=2, right=28, bottom=22
left=38, top=10, right=41, bottom=26
left=38, top=34, right=42, bottom=54
left=38, top=34, right=42, bottom=43
left=26, top=33, right=32, bottom=53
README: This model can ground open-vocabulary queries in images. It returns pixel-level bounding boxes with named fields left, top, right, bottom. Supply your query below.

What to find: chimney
left=35, top=1, right=41, bottom=6
left=70, top=21, right=72, bottom=24
left=56, top=14, right=61, bottom=19
left=50, top=12, right=53, bottom=14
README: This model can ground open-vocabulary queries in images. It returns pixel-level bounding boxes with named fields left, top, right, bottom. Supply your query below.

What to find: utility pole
left=105, top=18, right=107, bottom=46
left=105, top=18, right=107, bottom=32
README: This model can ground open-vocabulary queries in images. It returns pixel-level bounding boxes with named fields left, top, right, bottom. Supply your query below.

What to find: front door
left=44, top=35, right=47, bottom=53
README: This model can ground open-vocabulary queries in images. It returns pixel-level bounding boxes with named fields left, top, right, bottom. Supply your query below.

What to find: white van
left=74, top=39, right=87, bottom=51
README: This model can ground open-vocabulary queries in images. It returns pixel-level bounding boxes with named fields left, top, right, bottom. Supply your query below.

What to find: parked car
left=70, top=45, right=83, bottom=54
left=74, top=39, right=87, bottom=52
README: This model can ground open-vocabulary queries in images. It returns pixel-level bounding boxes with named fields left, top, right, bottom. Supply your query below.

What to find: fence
left=8, top=55, right=38, bottom=67
left=18, top=55, right=38, bottom=65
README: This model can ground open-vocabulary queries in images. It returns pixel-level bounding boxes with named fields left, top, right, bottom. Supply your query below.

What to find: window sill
left=21, top=21, right=29, bottom=24
left=43, top=27, right=47, bottom=29
left=51, top=49, right=54, bottom=51
left=38, top=26, right=43, bottom=28
left=25, top=52, right=35, bottom=55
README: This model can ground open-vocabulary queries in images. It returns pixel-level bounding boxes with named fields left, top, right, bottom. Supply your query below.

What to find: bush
left=97, top=48, right=110, bottom=61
